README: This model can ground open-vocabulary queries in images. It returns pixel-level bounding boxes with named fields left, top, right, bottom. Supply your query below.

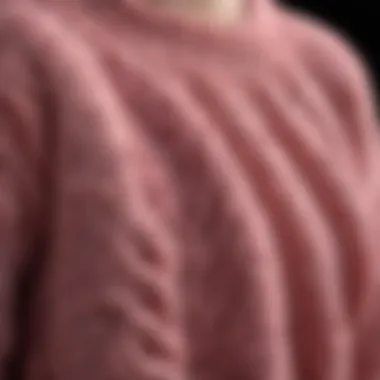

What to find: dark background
left=282, top=0, right=379, bottom=93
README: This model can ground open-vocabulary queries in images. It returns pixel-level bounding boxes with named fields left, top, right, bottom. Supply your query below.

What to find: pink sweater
left=0, top=0, right=380, bottom=379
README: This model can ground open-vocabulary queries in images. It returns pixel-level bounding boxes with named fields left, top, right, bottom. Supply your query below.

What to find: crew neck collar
left=87, top=0, right=277, bottom=53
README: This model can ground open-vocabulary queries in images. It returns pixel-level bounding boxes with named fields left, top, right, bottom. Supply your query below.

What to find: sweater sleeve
left=335, top=50, right=380, bottom=380
left=287, top=12, right=380, bottom=378
left=0, top=19, right=44, bottom=377
left=340, top=58, right=380, bottom=380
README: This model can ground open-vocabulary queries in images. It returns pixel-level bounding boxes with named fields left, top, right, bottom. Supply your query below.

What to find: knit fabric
left=0, top=0, right=379, bottom=379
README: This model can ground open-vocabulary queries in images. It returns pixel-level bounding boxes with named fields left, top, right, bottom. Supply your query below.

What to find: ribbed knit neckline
left=85, top=0, right=277, bottom=55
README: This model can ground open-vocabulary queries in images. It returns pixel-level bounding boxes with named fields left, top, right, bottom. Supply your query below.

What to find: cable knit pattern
left=0, top=1, right=379, bottom=380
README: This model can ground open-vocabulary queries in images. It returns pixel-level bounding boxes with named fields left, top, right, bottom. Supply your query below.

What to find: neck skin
left=145, top=0, right=247, bottom=24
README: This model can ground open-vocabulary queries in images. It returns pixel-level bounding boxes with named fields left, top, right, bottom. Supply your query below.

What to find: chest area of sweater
left=99, top=48, right=339, bottom=174
left=75, top=15, right=338, bottom=164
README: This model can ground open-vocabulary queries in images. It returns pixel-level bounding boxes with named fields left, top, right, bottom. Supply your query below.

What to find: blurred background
left=282, top=0, right=379, bottom=94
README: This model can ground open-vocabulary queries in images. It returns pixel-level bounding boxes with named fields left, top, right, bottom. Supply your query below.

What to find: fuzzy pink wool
left=0, top=0, right=380, bottom=379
